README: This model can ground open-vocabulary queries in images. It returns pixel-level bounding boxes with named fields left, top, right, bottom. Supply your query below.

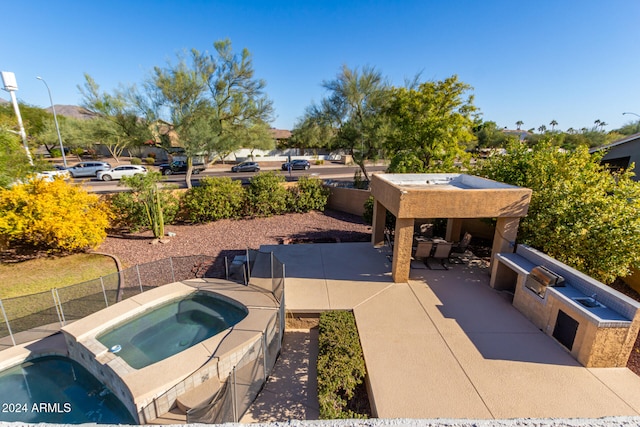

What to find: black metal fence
left=0, top=255, right=219, bottom=347
left=0, top=249, right=287, bottom=425
left=184, top=249, right=285, bottom=424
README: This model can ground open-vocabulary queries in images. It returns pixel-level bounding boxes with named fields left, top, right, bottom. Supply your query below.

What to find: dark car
left=66, top=161, right=112, bottom=178
left=159, top=160, right=206, bottom=175
left=231, top=161, right=260, bottom=172
left=281, top=159, right=310, bottom=170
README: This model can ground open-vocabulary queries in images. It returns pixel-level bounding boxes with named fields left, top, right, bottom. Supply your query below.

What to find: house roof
left=590, top=132, right=640, bottom=153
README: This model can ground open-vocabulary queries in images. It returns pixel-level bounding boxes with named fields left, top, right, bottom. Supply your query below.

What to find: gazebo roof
left=371, top=173, right=532, bottom=219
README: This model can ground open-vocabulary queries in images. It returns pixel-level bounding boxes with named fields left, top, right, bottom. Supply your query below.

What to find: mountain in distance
left=0, top=97, right=96, bottom=119
left=46, top=104, right=97, bottom=120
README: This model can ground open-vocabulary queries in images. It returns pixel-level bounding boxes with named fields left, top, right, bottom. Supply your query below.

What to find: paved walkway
left=260, top=242, right=640, bottom=420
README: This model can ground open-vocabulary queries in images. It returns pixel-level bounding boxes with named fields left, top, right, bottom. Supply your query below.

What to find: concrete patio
left=260, top=242, right=640, bottom=420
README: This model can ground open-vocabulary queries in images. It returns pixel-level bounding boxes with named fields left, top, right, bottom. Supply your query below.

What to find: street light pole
left=37, top=76, right=67, bottom=168
left=1, top=71, right=34, bottom=166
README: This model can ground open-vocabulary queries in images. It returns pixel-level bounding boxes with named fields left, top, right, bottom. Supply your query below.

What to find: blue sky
left=2, top=0, right=640, bottom=133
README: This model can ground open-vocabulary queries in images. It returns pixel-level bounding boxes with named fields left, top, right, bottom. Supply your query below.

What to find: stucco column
left=445, top=218, right=463, bottom=242
left=371, top=200, right=387, bottom=247
left=491, top=217, right=520, bottom=267
left=392, top=217, right=414, bottom=283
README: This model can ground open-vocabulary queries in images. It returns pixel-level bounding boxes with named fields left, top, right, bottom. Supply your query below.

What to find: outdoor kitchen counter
left=492, top=246, right=640, bottom=367
left=548, top=285, right=632, bottom=325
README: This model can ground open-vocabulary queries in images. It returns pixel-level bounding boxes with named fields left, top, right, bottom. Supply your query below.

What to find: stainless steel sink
left=573, top=297, right=605, bottom=309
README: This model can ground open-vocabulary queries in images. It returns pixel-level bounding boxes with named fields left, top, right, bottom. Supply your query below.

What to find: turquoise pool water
left=98, top=292, right=248, bottom=369
left=0, top=356, right=135, bottom=424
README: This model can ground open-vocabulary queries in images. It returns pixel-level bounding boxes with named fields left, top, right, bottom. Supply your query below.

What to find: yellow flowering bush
left=0, top=178, right=112, bottom=252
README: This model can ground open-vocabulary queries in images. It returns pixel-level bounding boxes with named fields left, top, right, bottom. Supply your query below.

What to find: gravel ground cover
left=97, top=209, right=372, bottom=268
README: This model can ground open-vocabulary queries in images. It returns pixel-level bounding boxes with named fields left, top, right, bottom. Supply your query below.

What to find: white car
left=96, top=165, right=147, bottom=181
left=39, top=169, right=71, bottom=180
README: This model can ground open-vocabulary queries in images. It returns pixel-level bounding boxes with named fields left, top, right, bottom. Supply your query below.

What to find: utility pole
left=1, top=71, right=34, bottom=166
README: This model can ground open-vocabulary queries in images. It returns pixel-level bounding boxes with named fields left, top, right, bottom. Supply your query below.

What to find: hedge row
left=109, top=172, right=330, bottom=230
left=317, top=310, right=369, bottom=419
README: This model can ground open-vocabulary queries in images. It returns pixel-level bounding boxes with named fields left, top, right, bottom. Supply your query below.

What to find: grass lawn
left=0, top=253, right=118, bottom=299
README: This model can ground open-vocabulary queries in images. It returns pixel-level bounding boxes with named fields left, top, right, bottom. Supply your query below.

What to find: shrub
left=146, top=152, right=156, bottom=159
left=0, top=179, right=111, bottom=252
left=144, top=157, right=155, bottom=165
left=476, top=141, right=640, bottom=284
left=129, top=157, right=142, bottom=165
left=315, top=159, right=325, bottom=165
left=109, top=188, right=179, bottom=233
left=180, top=177, right=245, bottom=223
left=288, top=176, right=329, bottom=213
left=317, top=311, right=368, bottom=419
left=50, top=148, right=62, bottom=158
left=244, top=172, right=289, bottom=217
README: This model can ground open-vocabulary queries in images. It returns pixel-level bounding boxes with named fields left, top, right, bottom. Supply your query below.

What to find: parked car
left=66, top=161, right=111, bottom=178
left=96, top=165, right=147, bottom=181
left=281, top=159, right=311, bottom=170
left=39, top=169, right=71, bottom=180
left=231, top=161, right=260, bottom=172
left=159, top=160, right=206, bottom=175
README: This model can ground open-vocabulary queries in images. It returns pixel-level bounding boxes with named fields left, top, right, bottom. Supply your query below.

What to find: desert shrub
left=0, top=179, right=111, bottom=252
left=317, top=310, right=368, bottom=419
left=146, top=152, right=156, bottom=159
left=244, top=172, right=289, bottom=217
left=476, top=141, right=640, bottom=284
left=288, top=176, right=329, bottom=213
left=109, top=188, right=179, bottom=233
left=180, top=176, right=245, bottom=223
left=315, top=159, right=325, bottom=165
left=50, top=148, right=62, bottom=158
left=144, top=157, right=155, bottom=165
left=129, top=157, right=142, bottom=165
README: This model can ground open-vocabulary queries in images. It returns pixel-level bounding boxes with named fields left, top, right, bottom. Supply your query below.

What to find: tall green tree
left=289, top=109, right=334, bottom=155
left=79, top=75, right=153, bottom=163
left=148, top=40, right=274, bottom=186
left=473, top=120, right=515, bottom=149
left=385, top=75, right=477, bottom=172
left=311, top=65, right=390, bottom=182
left=476, top=141, right=640, bottom=285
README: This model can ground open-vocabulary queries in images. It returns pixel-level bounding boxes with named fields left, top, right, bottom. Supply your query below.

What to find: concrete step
left=175, top=376, right=221, bottom=413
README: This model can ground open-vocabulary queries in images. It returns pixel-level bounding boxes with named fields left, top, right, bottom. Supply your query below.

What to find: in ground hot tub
left=97, top=292, right=248, bottom=369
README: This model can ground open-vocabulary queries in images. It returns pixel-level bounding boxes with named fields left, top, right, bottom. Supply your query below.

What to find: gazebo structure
left=370, top=173, right=532, bottom=282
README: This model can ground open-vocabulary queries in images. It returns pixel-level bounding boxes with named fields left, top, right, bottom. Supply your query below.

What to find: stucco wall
left=326, top=186, right=370, bottom=216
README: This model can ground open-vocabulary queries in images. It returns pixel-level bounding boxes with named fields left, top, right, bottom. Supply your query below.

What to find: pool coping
left=0, top=279, right=279, bottom=424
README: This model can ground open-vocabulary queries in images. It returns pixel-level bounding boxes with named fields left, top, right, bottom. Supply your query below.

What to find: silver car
left=67, top=161, right=111, bottom=178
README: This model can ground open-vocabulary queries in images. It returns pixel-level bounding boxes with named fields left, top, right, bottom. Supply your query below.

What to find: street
left=78, top=163, right=387, bottom=193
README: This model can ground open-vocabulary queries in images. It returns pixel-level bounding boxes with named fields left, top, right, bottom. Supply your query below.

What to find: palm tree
left=549, top=120, right=558, bottom=131
left=594, top=119, right=602, bottom=129
left=538, top=125, right=547, bottom=133
left=516, top=120, right=523, bottom=130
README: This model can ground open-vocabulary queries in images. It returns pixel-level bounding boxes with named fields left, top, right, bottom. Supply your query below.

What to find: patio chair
left=414, top=241, right=433, bottom=260
left=426, top=241, right=453, bottom=270
left=384, top=229, right=394, bottom=261
left=452, top=232, right=472, bottom=253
